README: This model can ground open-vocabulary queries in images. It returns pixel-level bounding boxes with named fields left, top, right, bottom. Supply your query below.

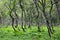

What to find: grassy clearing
left=0, top=25, right=60, bottom=40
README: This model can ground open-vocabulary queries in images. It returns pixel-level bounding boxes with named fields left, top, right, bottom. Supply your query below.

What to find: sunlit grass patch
left=0, top=25, right=60, bottom=40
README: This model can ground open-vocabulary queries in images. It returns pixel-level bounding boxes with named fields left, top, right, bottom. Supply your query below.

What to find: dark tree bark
left=13, top=0, right=19, bottom=28
left=49, top=0, right=54, bottom=33
left=10, top=13, right=16, bottom=31
left=33, top=0, right=41, bottom=32
left=19, top=0, right=25, bottom=32
left=9, top=0, right=16, bottom=31
left=38, top=0, right=52, bottom=37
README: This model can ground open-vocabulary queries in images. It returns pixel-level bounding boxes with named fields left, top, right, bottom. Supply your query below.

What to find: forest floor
left=0, top=25, right=60, bottom=40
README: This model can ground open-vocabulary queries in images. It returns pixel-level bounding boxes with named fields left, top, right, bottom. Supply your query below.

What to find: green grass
left=0, top=25, right=60, bottom=40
